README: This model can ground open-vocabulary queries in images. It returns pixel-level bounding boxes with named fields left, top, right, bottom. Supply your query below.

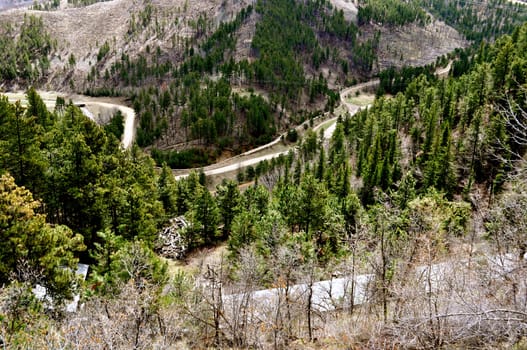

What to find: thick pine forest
left=249, top=22, right=527, bottom=207
left=2, top=0, right=526, bottom=170
left=123, top=0, right=368, bottom=164
left=358, top=0, right=430, bottom=26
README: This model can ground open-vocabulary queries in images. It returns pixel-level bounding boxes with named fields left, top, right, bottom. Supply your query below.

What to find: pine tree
left=188, top=186, right=220, bottom=247
left=26, top=86, right=54, bottom=130
left=0, top=98, right=46, bottom=196
left=216, top=180, right=241, bottom=238
left=316, top=145, right=325, bottom=181
left=342, top=192, right=361, bottom=238
left=0, top=174, right=85, bottom=300
left=158, top=163, right=178, bottom=218
left=298, top=174, right=328, bottom=237
left=227, top=209, right=258, bottom=258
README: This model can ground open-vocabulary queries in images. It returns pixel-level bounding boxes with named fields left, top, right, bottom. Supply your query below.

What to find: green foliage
left=358, top=0, right=429, bottom=26
left=0, top=96, right=47, bottom=194
left=420, top=0, right=527, bottom=43
left=348, top=98, right=401, bottom=203
left=97, top=41, right=110, bottom=62
left=216, top=180, right=241, bottom=238
left=68, top=53, right=76, bottom=67
left=0, top=281, right=47, bottom=346
left=286, top=129, right=298, bottom=143
left=186, top=185, right=220, bottom=248
left=90, top=237, right=167, bottom=295
left=0, top=15, right=54, bottom=82
left=248, top=0, right=367, bottom=97
left=228, top=209, right=259, bottom=258
left=26, top=87, right=55, bottom=129
left=408, top=189, right=471, bottom=240
left=67, top=0, right=111, bottom=7
left=104, top=1, right=366, bottom=156
left=89, top=229, right=125, bottom=285
left=97, top=145, right=164, bottom=243
left=378, top=65, right=436, bottom=95
left=44, top=105, right=108, bottom=243
left=104, top=110, right=124, bottom=141
left=0, top=174, right=85, bottom=300
left=296, top=174, right=329, bottom=236
left=1, top=95, right=168, bottom=256
left=229, top=173, right=347, bottom=268
left=225, top=22, right=527, bottom=278
left=240, top=184, right=270, bottom=217
left=32, top=0, right=61, bottom=10
left=251, top=0, right=314, bottom=99
left=157, top=163, right=178, bottom=218
left=342, top=192, right=362, bottom=237
left=339, top=24, right=527, bottom=202
left=109, top=240, right=167, bottom=285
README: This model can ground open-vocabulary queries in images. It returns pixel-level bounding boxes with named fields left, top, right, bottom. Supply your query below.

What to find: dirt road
left=174, top=82, right=374, bottom=181
left=2, top=90, right=135, bottom=148
left=176, top=62, right=453, bottom=182
left=2, top=62, right=451, bottom=179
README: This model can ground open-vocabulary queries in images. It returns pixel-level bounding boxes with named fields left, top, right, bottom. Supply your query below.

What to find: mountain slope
left=0, top=0, right=470, bottom=165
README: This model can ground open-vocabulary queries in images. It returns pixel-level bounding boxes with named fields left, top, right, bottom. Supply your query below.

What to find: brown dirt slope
left=363, top=18, right=468, bottom=72
left=0, top=0, right=466, bottom=91
left=0, top=0, right=255, bottom=91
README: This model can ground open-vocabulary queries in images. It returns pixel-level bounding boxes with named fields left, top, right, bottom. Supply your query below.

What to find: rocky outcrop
left=156, top=216, right=189, bottom=260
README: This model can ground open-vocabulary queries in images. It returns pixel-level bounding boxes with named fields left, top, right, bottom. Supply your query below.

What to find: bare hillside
left=328, top=0, right=358, bottom=22
left=0, top=0, right=466, bottom=92
left=364, top=18, right=468, bottom=72
left=0, top=0, right=255, bottom=91
left=0, top=0, right=33, bottom=11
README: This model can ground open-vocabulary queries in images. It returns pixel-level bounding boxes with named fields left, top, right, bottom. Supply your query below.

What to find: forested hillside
left=1, top=14, right=527, bottom=347
left=0, top=15, right=55, bottom=82
left=107, top=0, right=377, bottom=163
left=358, top=0, right=429, bottom=26
left=421, top=0, right=527, bottom=42
left=0, top=0, right=471, bottom=167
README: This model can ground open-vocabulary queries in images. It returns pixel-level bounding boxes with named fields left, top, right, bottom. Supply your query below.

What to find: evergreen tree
left=104, top=110, right=125, bottom=141
left=187, top=186, right=220, bottom=247
left=44, top=106, right=107, bottom=244
left=227, top=209, right=258, bottom=258
left=298, top=174, right=328, bottom=237
left=0, top=97, right=46, bottom=195
left=158, top=163, right=178, bottom=218
left=216, top=180, right=241, bottom=238
left=26, top=87, right=54, bottom=130
left=0, top=174, right=85, bottom=300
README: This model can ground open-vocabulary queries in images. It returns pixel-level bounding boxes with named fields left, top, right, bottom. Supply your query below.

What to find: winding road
left=2, top=91, right=136, bottom=148
left=174, top=80, right=377, bottom=181
left=77, top=100, right=136, bottom=149
left=221, top=63, right=464, bottom=320
left=223, top=252, right=523, bottom=322
left=2, top=62, right=450, bottom=180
